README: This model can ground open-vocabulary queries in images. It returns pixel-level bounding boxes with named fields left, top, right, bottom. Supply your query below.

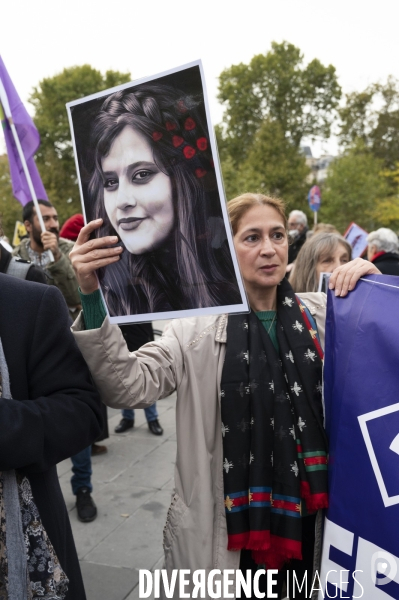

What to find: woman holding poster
left=70, top=194, right=379, bottom=598
left=69, top=79, right=243, bottom=320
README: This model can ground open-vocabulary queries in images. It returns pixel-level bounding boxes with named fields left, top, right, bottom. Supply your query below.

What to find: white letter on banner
left=236, top=569, right=252, bottom=598
left=267, top=570, right=278, bottom=598
left=353, top=537, right=399, bottom=599
left=223, top=569, right=235, bottom=598
left=207, top=570, right=222, bottom=598
left=162, top=570, right=178, bottom=598
left=318, top=518, right=354, bottom=599
left=253, top=570, right=265, bottom=598
left=179, top=570, right=191, bottom=598
left=192, top=570, right=206, bottom=598
left=139, top=570, right=152, bottom=598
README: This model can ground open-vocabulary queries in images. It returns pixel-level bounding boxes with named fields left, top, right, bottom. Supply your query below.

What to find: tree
left=321, top=142, right=391, bottom=232
left=339, top=77, right=399, bottom=171
left=0, top=154, right=23, bottom=241
left=221, top=119, right=310, bottom=210
left=217, top=41, right=341, bottom=165
left=29, top=65, right=131, bottom=224
left=370, top=165, right=399, bottom=230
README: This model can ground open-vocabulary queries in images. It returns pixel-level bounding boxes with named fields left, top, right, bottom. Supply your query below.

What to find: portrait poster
left=67, top=60, right=248, bottom=324
left=317, top=271, right=331, bottom=293
left=344, top=222, right=369, bottom=259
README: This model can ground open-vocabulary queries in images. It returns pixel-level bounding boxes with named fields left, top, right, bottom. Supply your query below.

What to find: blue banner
left=319, top=275, right=399, bottom=599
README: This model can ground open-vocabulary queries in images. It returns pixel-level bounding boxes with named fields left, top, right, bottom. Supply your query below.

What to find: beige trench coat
left=72, top=292, right=326, bottom=598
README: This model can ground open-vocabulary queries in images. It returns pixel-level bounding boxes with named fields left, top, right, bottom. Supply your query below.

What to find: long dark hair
left=88, top=84, right=240, bottom=316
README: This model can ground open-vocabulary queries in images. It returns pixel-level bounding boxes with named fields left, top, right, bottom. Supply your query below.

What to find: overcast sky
left=1, top=0, right=399, bottom=156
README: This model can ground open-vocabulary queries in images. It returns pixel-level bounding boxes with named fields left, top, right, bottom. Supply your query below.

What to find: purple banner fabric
left=319, top=275, right=399, bottom=599
left=0, top=56, right=47, bottom=205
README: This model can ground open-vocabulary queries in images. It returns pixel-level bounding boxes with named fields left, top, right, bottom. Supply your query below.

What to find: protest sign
left=67, top=60, right=248, bottom=324
left=344, top=222, right=369, bottom=259
left=308, top=185, right=321, bottom=212
left=12, top=220, right=27, bottom=247
left=317, top=272, right=331, bottom=293
left=319, top=276, right=399, bottom=599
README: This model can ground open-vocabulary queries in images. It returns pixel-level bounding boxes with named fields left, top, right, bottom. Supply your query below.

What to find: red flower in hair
left=196, top=137, right=208, bottom=151
left=184, top=117, right=196, bottom=131
left=152, top=131, right=163, bottom=141
left=183, top=146, right=196, bottom=159
left=195, top=168, right=207, bottom=178
left=165, top=121, right=176, bottom=131
left=172, top=135, right=184, bottom=148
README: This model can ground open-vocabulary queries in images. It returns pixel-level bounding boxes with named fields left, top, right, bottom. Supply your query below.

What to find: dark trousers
left=237, top=515, right=316, bottom=599
left=71, top=446, right=92, bottom=495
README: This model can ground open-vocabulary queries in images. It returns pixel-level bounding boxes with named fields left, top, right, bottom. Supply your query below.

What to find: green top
left=255, top=310, right=279, bottom=352
left=79, top=288, right=107, bottom=330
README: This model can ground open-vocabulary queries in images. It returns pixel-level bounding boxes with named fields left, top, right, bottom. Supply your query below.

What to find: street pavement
left=57, top=391, right=177, bottom=600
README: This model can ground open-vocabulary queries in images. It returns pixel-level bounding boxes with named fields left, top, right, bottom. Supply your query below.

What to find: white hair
left=367, top=228, right=399, bottom=254
left=289, top=210, right=308, bottom=227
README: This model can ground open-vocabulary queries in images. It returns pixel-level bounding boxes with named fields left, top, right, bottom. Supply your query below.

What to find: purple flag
left=0, top=55, right=47, bottom=205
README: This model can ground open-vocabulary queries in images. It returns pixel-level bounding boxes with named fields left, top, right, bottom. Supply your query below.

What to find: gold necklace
left=267, top=312, right=276, bottom=334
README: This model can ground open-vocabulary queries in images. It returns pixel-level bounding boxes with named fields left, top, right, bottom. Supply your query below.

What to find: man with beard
left=13, top=200, right=81, bottom=311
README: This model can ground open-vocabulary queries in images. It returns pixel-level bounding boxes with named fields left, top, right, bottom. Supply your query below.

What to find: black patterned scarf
left=221, top=278, right=328, bottom=570
left=0, top=338, right=68, bottom=599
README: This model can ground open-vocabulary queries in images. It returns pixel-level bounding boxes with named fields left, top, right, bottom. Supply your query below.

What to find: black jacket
left=0, top=274, right=103, bottom=598
left=0, top=245, right=47, bottom=283
left=371, top=252, right=399, bottom=276
left=288, top=228, right=308, bottom=264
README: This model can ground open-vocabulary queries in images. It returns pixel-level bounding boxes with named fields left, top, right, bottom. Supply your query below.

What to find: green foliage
left=221, top=120, right=310, bottom=211
left=339, top=77, right=399, bottom=170
left=29, top=65, right=131, bottom=224
left=370, top=197, right=399, bottom=231
left=321, top=142, right=391, bottom=232
left=371, top=165, right=399, bottom=230
left=218, top=41, right=341, bottom=165
left=0, top=155, right=24, bottom=241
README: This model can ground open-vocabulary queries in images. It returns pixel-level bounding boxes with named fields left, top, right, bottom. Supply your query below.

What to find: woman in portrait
left=84, top=84, right=241, bottom=316
left=70, top=193, right=379, bottom=598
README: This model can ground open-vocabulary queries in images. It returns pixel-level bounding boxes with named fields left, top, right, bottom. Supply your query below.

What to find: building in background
left=301, top=147, right=335, bottom=184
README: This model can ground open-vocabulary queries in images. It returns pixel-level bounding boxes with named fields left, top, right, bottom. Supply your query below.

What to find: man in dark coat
left=287, top=209, right=309, bottom=265
left=367, top=227, right=399, bottom=276
left=0, top=273, right=102, bottom=598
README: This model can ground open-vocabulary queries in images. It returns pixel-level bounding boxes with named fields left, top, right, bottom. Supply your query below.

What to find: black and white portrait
left=67, top=61, right=248, bottom=323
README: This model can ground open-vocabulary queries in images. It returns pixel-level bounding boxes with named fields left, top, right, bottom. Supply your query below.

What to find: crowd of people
left=2, top=189, right=392, bottom=598
left=1, top=140, right=398, bottom=597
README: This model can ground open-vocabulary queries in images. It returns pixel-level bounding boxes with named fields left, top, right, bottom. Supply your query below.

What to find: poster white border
left=66, top=60, right=249, bottom=324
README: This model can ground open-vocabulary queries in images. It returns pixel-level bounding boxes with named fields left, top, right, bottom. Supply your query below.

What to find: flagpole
left=0, top=78, right=54, bottom=262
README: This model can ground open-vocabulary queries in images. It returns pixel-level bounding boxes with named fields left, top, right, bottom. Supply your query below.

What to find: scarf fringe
left=228, top=532, right=302, bottom=570
left=300, top=481, right=329, bottom=511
